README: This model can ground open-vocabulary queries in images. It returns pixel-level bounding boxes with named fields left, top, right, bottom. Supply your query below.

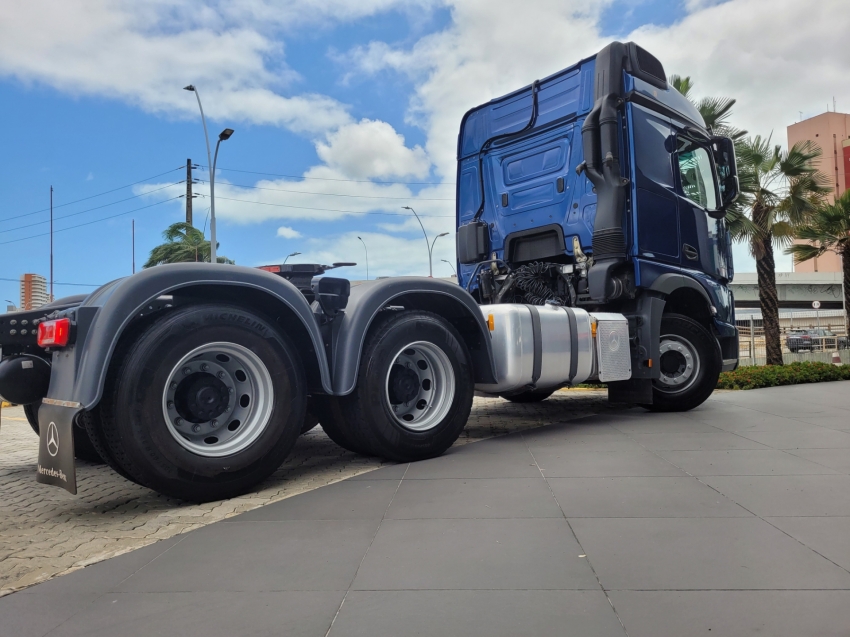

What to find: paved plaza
left=3, top=383, right=850, bottom=636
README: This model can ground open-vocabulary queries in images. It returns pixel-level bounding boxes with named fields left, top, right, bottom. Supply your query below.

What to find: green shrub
left=717, top=361, right=850, bottom=390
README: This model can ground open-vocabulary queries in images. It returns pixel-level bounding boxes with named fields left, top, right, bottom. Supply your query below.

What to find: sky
left=1, top=0, right=848, bottom=304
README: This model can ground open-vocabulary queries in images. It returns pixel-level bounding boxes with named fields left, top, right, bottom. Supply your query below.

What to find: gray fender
left=331, top=277, right=497, bottom=395
left=46, top=263, right=332, bottom=409
left=648, top=273, right=712, bottom=305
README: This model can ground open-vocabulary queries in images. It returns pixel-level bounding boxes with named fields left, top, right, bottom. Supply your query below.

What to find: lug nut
left=228, top=388, right=234, bottom=394
left=170, top=382, right=178, bottom=389
left=201, top=364, right=209, bottom=372
left=175, top=417, right=183, bottom=426
left=192, top=424, right=201, bottom=433
left=183, top=367, right=192, bottom=376
left=212, top=420, right=218, bottom=427
left=218, top=371, right=225, bottom=379
left=167, top=401, right=174, bottom=409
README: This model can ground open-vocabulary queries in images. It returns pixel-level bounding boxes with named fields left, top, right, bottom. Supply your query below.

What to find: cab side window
left=676, top=138, right=717, bottom=210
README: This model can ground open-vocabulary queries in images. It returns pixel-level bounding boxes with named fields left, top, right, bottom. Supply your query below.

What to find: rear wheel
left=334, top=311, right=474, bottom=462
left=23, top=401, right=104, bottom=463
left=99, top=304, right=306, bottom=502
left=642, top=314, right=721, bottom=413
left=500, top=388, right=556, bottom=403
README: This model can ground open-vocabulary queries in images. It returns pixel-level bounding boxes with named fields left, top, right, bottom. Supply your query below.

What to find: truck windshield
left=677, top=139, right=717, bottom=210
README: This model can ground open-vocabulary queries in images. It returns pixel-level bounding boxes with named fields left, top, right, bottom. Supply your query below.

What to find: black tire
left=98, top=304, right=306, bottom=502
left=300, top=401, right=320, bottom=435
left=500, top=388, right=556, bottom=403
left=311, top=396, right=374, bottom=455
left=23, top=401, right=105, bottom=464
left=642, top=314, right=721, bottom=412
left=333, top=310, right=474, bottom=462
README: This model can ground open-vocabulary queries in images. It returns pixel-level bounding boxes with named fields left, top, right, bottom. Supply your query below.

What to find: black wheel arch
left=45, top=264, right=333, bottom=411
left=331, top=277, right=497, bottom=396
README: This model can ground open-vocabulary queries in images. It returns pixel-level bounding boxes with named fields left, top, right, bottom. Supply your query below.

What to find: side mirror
left=311, top=276, right=350, bottom=318
left=712, top=136, right=739, bottom=216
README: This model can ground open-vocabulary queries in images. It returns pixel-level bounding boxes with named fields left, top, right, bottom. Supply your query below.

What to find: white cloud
left=316, top=119, right=431, bottom=179
left=276, top=225, right=303, bottom=238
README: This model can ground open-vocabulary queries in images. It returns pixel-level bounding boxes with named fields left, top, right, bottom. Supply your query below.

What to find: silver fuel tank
left=475, top=304, right=631, bottom=394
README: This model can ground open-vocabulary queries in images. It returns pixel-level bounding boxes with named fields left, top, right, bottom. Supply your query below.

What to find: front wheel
left=642, top=314, right=721, bottom=413
left=99, top=304, right=306, bottom=502
left=335, top=310, right=475, bottom=462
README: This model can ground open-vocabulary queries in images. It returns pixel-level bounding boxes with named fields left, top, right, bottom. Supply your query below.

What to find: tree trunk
left=841, top=241, right=850, bottom=342
left=756, top=232, right=784, bottom=365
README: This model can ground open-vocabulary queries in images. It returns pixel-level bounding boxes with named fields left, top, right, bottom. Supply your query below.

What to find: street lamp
left=402, top=206, right=437, bottom=277
left=283, top=251, right=301, bottom=264
left=441, top=259, right=457, bottom=276
left=431, top=232, right=449, bottom=263
left=357, top=236, right=369, bottom=280
left=184, top=85, right=234, bottom=264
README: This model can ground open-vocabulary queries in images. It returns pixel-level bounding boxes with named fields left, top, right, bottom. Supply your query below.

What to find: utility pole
left=186, top=158, right=193, bottom=225
left=50, top=186, right=54, bottom=302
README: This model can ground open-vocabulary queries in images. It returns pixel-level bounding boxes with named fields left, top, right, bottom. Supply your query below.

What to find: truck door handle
left=683, top=244, right=699, bottom=260
left=501, top=193, right=509, bottom=207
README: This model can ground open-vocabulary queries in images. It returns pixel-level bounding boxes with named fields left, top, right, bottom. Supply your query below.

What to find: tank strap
left=526, top=305, right=543, bottom=389
left=563, top=307, right=579, bottom=384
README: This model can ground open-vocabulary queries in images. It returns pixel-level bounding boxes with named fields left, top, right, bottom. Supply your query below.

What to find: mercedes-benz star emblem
left=46, top=422, right=60, bottom=457
left=609, top=331, right=621, bottom=352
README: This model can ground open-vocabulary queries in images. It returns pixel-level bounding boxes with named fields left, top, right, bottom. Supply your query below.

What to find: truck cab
left=456, top=40, right=739, bottom=407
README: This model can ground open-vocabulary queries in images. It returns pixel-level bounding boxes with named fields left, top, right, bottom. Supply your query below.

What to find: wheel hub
left=388, top=364, right=421, bottom=404
left=174, top=373, right=230, bottom=424
left=657, top=336, right=699, bottom=392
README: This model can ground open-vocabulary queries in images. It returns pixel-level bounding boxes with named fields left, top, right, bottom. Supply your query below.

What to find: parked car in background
left=786, top=328, right=847, bottom=352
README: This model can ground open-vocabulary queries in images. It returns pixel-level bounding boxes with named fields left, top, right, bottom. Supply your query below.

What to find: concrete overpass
left=730, top=271, right=845, bottom=310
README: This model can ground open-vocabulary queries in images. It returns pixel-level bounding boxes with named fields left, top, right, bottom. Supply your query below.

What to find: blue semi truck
left=0, top=41, right=738, bottom=501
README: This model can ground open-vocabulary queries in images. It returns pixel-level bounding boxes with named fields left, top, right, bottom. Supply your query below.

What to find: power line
left=195, top=179, right=453, bottom=201
left=209, top=195, right=455, bottom=217
left=1, top=166, right=184, bottom=223
left=0, top=196, right=183, bottom=246
left=0, top=182, right=183, bottom=234
left=199, top=165, right=455, bottom=186
left=0, top=277, right=103, bottom=288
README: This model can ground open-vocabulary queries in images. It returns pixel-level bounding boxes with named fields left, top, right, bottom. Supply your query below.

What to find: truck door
left=673, top=135, right=729, bottom=279
left=631, top=104, right=680, bottom=265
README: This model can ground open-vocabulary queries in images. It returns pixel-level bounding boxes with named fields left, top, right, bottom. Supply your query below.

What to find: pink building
left=786, top=111, right=850, bottom=273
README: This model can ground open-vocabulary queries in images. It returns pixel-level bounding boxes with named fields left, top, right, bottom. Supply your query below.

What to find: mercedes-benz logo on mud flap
left=46, top=422, right=60, bottom=457
left=608, top=331, right=621, bottom=352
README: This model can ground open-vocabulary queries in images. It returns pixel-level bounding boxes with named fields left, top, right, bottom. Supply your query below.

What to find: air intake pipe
left=581, top=42, right=630, bottom=302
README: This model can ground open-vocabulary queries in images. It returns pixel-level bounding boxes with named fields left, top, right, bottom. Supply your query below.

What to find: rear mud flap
left=36, top=401, right=81, bottom=495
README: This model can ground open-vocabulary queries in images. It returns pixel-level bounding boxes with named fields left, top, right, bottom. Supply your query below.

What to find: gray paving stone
left=533, top=449, right=687, bottom=478
left=788, top=448, right=850, bottom=474
left=46, top=591, right=345, bottom=637
left=352, top=518, right=599, bottom=590
left=733, top=428, right=850, bottom=450
left=656, top=449, right=840, bottom=476
left=117, top=520, right=379, bottom=592
left=547, top=477, right=750, bottom=518
left=570, top=517, right=850, bottom=590
left=0, top=590, right=98, bottom=637
left=237, top=480, right=400, bottom=521
left=765, top=516, right=850, bottom=572
left=403, top=443, right=541, bottom=480
left=330, top=590, right=626, bottom=637
left=609, top=590, right=850, bottom=637
left=628, top=431, right=770, bottom=451
left=701, top=475, right=850, bottom=517
left=386, top=478, right=561, bottom=519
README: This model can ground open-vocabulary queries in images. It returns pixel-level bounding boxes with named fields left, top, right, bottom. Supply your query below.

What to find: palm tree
left=144, top=222, right=234, bottom=268
left=736, top=136, right=830, bottom=364
left=787, top=189, right=850, bottom=335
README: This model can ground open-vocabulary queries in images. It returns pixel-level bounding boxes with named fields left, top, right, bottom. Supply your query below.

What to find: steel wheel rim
left=656, top=334, right=700, bottom=394
left=385, top=341, right=455, bottom=432
left=162, top=342, right=274, bottom=457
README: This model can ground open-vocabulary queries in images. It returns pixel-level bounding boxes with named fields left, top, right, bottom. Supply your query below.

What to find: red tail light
left=37, top=318, right=72, bottom=348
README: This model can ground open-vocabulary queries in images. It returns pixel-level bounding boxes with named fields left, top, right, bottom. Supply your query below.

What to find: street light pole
left=402, top=206, right=434, bottom=276
left=283, top=251, right=301, bottom=264
left=357, top=236, right=369, bottom=280
left=184, top=86, right=234, bottom=264
left=441, top=259, right=457, bottom=276
left=431, top=232, right=449, bottom=266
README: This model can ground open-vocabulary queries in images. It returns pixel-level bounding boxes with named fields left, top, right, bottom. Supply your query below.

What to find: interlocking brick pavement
left=0, top=390, right=623, bottom=595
